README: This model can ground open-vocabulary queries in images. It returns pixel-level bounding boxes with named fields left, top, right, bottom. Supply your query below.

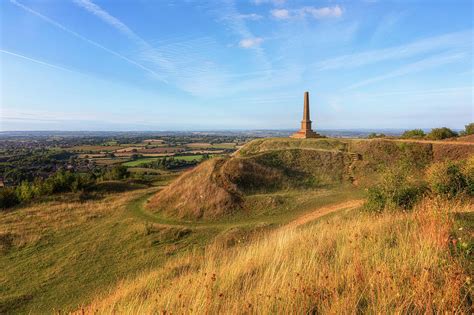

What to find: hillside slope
left=83, top=198, right=473, bottom=314
left=147, top=137, right=474, bottom=220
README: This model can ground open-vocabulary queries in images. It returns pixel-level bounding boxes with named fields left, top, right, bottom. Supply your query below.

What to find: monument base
left=290, top=130, right=321, bottom=139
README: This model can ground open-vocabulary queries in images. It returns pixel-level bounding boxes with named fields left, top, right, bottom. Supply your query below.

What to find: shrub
left=426, top=160, right=470, bottom=197
left=0, top=188, right=20, bottom=210
left=427, top=127, right=458, bottom=140
left=0, top=171, right=98, bottom=210
left=103, top=165, right=129, bottom=180
left=15, top=181, right=36, bottom=202
left=461, top=157, right=474, bottom=194
left=401, top=129, right=425, bottom=139
left=365, top=166, right=426, bottom=212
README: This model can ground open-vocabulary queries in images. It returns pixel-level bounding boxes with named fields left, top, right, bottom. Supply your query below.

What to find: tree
left=103, top=165, right=129, bottom=180
left=461, top=123, right=474, bottom=136
left=367, top=133, right=386, bottom=139
left=427, top=127, right=458, bottom=140
left=401, top=129, right=425, bottom=139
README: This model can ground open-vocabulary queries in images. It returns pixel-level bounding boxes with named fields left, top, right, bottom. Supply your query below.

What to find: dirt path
left=283, top=199, right=364, bottom=229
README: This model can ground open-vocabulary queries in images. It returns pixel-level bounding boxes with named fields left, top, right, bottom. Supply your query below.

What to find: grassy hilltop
left=1, top=137, right=472, bottom=313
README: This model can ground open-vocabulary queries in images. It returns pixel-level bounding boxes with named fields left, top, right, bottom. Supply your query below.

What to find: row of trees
left=401, top=123, right=474, bottom=140
left=0, top=166, right=130, bottom=210
left=141, top=155, right=210, bottom=170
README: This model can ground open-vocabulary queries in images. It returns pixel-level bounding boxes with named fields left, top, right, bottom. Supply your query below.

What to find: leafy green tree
left=401, top=129, right=425, bottom=139
left=460, top=123, right=474, bottom=136
left=427, top=127, right=458, bottom=140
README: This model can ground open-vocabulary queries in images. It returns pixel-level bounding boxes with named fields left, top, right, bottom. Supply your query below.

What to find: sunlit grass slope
left=83, top=198, right=473, bottom=314
left=0, top=188, right=219, bottom=314
left=0, top=181, right=362, bottom=313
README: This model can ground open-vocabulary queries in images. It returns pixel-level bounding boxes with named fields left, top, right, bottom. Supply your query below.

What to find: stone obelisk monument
left=291, top=91, right=321, bottom=138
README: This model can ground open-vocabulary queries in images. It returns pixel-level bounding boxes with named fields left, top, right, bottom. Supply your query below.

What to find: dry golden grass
left=82, top=197, right=472, bottom=314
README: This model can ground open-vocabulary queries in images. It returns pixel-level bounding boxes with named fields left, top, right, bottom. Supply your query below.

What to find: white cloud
left=301, top=5, right=343, bottom=19
left=271, top=5, right=343, bottom=20
left=237, top=13, right=263, bottom=20
left=217, top=0, right=272, bottom=71
left=239, top=37, right=264, bottom=48
left=271, top=9, right=289, bottom=19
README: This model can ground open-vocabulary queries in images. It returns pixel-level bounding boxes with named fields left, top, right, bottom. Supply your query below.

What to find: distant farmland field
left=69, top=145, right=122, bottom=152
left=186, top=142, right=236, bottom=149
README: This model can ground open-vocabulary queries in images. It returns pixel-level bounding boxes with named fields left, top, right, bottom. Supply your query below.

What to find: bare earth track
left=284, top=199, right=364, bottom=229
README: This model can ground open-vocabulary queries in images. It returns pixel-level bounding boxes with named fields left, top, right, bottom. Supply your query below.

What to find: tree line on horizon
left=368, top=123, right=473, bottom=140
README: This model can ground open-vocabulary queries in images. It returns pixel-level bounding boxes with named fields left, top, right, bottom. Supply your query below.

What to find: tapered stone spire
left=291, top=91, right=321, bottom=139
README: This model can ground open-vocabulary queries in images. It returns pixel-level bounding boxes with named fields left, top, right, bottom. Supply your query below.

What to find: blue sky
left=0, top=0, right=472, bottom=131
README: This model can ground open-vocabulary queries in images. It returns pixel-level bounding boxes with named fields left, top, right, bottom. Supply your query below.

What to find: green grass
left=0, top=180, right=364, bottom=314
left=122, top=157, right=163, bottom=166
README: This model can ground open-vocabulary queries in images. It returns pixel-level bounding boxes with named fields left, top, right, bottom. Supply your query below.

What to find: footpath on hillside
left=283, top=199, right=364, bottom=229
left=128, top=191, right=365, bottom=231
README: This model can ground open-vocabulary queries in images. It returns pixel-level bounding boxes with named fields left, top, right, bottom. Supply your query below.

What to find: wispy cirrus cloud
left=348, top=52, right=468, bottom=89
left=315, top=30, right=473, bottom=71
left=72, top=0, right=173, bottom=78
left=9, top=0, right=166, bottom=82
left=73, top=0, right=142, bottom=43
left=1, top=49, right=77, bottom=74
left=73, top=0, right=233, bottom=97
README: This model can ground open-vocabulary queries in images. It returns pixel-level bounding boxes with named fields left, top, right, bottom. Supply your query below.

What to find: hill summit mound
left=147, top=144, right=356, bottom=220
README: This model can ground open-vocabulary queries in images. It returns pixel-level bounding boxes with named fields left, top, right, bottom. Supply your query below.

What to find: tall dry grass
left=82, top=197, right=472, bottom=314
